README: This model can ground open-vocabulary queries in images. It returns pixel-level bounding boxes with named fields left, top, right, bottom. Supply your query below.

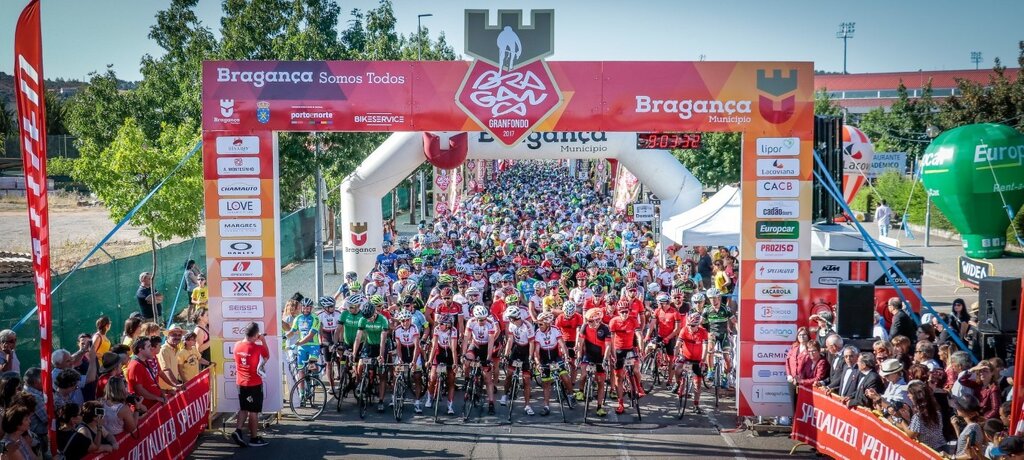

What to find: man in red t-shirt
left=620, top=284, right=646, bottom=329
left=232, top=322, right=270, bottom=447
left=126, top=337, right=165, bottom=410
left=608, top=302, right=645, bottom=414
left=554, top=301, right=584, bottom=400
left=643, top=293, right=682, bottom=387
left=674, top=312, right=709, bottom=413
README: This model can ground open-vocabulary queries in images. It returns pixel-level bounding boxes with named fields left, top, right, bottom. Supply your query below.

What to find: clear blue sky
left=2, top=0, right=1022, bottom=81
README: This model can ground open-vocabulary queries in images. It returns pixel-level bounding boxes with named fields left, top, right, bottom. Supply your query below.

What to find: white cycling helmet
left=647, top=282, right=660, bottom=293
left=563, top=301, right=577, bottom=316
left=691, top=292, right=706, bottom=303
left=472, top=304, right=489, bottom=319
left=503, top=307, right=522, bottom=322
left=706, top=287, right=722, bottom=298
left=537, top=312, right=555, bottom=323
left=396, top=311, right=412, bottom=321
left=465, top=286, right=482, bottom=297
left=534, top=281, right=547, bottom=290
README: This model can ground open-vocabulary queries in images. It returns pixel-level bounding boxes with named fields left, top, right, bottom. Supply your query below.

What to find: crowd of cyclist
left=284, top=163, right=740, bottom=420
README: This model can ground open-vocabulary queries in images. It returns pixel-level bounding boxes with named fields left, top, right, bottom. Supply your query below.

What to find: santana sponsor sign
left=791, top=385, right=942, bottom=460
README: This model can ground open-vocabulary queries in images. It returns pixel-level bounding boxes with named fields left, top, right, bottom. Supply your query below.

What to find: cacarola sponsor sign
left=635, top=96, right=752, bottom=122
left=754, top=282, right=798, bottom=301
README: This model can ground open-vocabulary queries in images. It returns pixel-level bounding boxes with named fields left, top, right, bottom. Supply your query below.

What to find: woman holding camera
left=100, top=376, right=140, bottom=436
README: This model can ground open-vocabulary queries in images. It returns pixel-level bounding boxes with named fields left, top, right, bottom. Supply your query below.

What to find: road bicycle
left=505, top=359, right=526, bottom=424
left=676, top=361, right=699, bottom=419
left=462, top=358, right=485, bottom=422
left=580, top=360, right=607, bottom=425
left=433, top=362, right=450, bottom=423
left=288, top=355, right=327, bottom=420
left=355, top=357, right=382, bottom=419
left=333, top=346, right=354, bottom=412
left=391, top=362, right=412, bottom=421
left=544, top=360, right=575, bottom=423
left=640, top=341, right=667, bottom=393
left=621, top=351, right=643, bottom=421
left=703, top=343, right=727, bottom=409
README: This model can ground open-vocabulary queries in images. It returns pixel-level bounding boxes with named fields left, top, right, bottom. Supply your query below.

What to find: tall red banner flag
left=14, top=0, right=54, bottom=452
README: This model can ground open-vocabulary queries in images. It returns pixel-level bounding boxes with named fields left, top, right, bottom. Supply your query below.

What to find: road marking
left=701, top=409, right=747, bottom=460
left=614, top=433, right=632, bottom=459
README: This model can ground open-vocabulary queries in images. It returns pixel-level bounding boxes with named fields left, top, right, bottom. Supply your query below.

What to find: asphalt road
left=190, top=380, right=814, bottom=460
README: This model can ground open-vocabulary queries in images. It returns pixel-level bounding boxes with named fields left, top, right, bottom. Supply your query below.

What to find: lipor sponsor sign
left=756, top=137, right=800, bottom=156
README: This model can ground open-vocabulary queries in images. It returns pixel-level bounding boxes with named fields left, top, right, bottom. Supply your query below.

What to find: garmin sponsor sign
left=756, top=200, right=799, bottom=218
left=752, top=344, right=791, bottom=363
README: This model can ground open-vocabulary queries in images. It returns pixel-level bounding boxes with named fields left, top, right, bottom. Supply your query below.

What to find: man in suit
left=824, top=334, right=845, bottom=378
left=845, top=352, right=885, bottom=409
left=826, top=346, right=860, bottom=397
left=887, top=297, right=917, bottom=343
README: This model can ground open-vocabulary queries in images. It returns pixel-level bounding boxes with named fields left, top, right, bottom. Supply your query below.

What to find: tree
left=941, top=42, right=1024, bottom=131
left=0, top=98, right=14, bottom=154
left=855, top=81, right=937, bottom=162
left=814, top=88, right=843, bottom=117
left=672, top=132, right=741, bottom=189
left=44, top=90, right=68, bottom=135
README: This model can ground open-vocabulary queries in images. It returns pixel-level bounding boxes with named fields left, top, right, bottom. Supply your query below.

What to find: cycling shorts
left=297, top=346, right=320, bottom=366
left=564, top=341, right=577, bottom=361
left=581, top=353, right=606, bottom=375
left=434, top=349, right=454, bottom=368
left=360, top=344, right=382, bottom=360
left=467, top=344, right=492, bottom=369
left=614, top=348, right=638, bottom=371
left=508, top=344, right=532, bottom=375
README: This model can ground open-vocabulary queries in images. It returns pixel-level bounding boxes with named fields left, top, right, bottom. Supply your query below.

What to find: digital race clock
left=636, top=132, right=703, bottom=150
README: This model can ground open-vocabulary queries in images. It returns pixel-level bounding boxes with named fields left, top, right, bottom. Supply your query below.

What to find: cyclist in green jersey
left=699, top=288, right=735, bottom=381
left=339, top=295, right=366, bottom=348
left=353, top=302, right=390, bottom=412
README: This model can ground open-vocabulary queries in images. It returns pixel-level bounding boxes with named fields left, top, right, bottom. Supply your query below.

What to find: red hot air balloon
left=842, top=125, right=875, bottom=204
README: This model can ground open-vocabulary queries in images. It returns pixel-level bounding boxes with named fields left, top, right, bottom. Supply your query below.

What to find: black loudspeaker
left=978, top=276, right=1021, bottom=333
left=836, top=282, right=875, bottom=339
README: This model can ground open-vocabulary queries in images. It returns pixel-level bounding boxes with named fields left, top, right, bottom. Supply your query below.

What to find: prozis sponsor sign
left=756, top=159, right=800, bottom=178
left=222, top=300, right=265, bottom=319
left=753, top=302, right=799, bottom=321
left=754, top=241, right=798, bottom=260
left=217, top=178, right=261, bottom=196
left=756, top=200, right=799, bottom=218
left=215, top=136, right=260, bottom=155
left=756, top=137, right=800, bottom=156
left=220, top=260, right=264, bottom=278
left=757, top=179, right=799, bottom=198
left=216, top=157, right=260, bottom=176
left=220, top=239, right=263, bottom=257
left=224, top=321, right=265, bottom=340
left=221, top=280, right=264, bottom=298
left=755, top=262, right=799, bottom=280
left=219, top=198, right=262, bottom=217
left=754, top=282, right=798, bottom=301
left=755, top=220, right=799, bottom=239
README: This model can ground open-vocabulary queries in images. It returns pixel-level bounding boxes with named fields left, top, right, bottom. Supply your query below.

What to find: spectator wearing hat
left=846, top=352, right=885, bottom=409
left=0, top=329, right=20, bottom=374
left=158, top=324, right=186, bottom=393
left=887, top=298, right=916, bottom=346
left=94, top=352, right=126, bottom=397
left=136, top=272, right=164, bottom=322
left=973, top=360, right=1001, bottom=419
left=808, top=312, right=835, bottom=348
left=948, top=394, right=985, bottom=460
left=178, top=331, right=212, bottom=383
left=868, top=358, right=910, bottom=410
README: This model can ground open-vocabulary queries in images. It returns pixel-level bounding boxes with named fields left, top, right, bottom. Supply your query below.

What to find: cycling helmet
left=382, top=240, right=393, bottom=248
left=397, top=268, right=411, bottom=279
left=438, top=314, right=454, bottom=327
left=350, top=281, right=363, bottom=292
left=360, top=302, right=376, bottom=319
left=397, top=236, right=410, bottom=246
left=369, top=295, right=385, bottom=307
left=505, top=293, right=520, bottom=304
left=584, top=308, right=603, bottom=322
left=396, top=311, right=412, bottom=321
left=656, top=293, right=670, bottom=303
left=300, top=297, right=314, bottom=309
left=502, top=273, right=514, bottom=282
left=438, top=287, right=454, bottom=297
left=489, top=273, right=502, bottom=284
left=706, top=287, right=722, bottom=298
left=344, top=294, right=367, bottom=309
left=665, top=259, right=677, bottom=268
left=534, top=281, right=547, bottom=290
left=345, top=271, right=358, bottom=281
left=647, top=282, right=661, bottom=292
left=537, top=312, right=554, bottom=323
left=616, top=300, right=631, bottom=312
left=606, top=292, right=619, bottom=303
left=438, top=274, right=454, bottom=284
left=575, top=271, right=587, bottom=280
left=504, top=307, right=522, bottom=321
left=563, top=301, right=577, bottom=316
left=551, top=258, right=563, bottom=266
left=472, top=305, right=489, bottom=319
left=465, top=286, right=482, bottom=297
left=372, top=272, right=386, bottom=282
left=626, top=271, right=639, bottom=280
left=687, top=312, right=702, bottom=325
left=412, top=257, right=424, bottom=265
left=318, top=296, right=336, bottom=309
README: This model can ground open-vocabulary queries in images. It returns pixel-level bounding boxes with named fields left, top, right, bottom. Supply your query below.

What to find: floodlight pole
left=971, top=51, right=983, bottom=70
left=836, top=22, right=855, bottom=74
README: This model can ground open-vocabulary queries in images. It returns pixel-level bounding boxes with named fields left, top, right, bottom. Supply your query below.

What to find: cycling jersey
left=290, top=314, right=320, bottom=347
left=393, top=324, right=419, bottom=347
left=339, top=310, right=362, bottom=345
left=581, top=323, right=611, bottom=357
left=507, top=320, right=535, bottom=346
left=653, top=307, right=682, bottom=339
left=517, top=278, right=536, bottom=300
left=534, top=327, right=562, bottom=351
left=466, top=318, right=496, bottom=345
left=554, top=314, right=582, bottom=342
left=701, top=306, right=734, bottom=337
left=364, top=281, right=390, bottom=299
left=434, top=300, right=462, bottom=318
left=608, top=315, right=638, bottom=350
left=433, top=327, right=457, bottom=349
left=317, top=311, right=342, bottom=339
left=358, top=315, right=389, bottom=345
left=678, top=326, right=708, bottom=361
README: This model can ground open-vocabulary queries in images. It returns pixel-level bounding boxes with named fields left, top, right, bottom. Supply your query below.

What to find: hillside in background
left=0, top=71, right=136, bottom=106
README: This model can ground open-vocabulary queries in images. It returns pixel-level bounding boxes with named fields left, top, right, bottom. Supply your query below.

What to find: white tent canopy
left=661, top=185, right=740, bottom=247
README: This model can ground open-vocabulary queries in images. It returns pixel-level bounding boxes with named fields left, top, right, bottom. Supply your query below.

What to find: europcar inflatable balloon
left=842, top=125, right=875, bottom=204
left=921, top=123, right=1024, bottom=259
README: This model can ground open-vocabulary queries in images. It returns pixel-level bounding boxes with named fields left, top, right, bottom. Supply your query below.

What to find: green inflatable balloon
left=921, top=123, right=1024, bottom=258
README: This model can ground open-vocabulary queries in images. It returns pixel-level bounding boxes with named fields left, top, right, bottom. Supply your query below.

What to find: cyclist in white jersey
left=462, top=305, right=498, bottom=415
left=532, top=312, right=572, bottom=416
left=392, top=310, right=424, bottom=413
left=316, top=296, right=342, bottom=388
left=500, top=307, right=536, bottom=414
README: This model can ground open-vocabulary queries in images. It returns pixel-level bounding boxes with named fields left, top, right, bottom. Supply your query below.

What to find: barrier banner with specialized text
left=791, top=386, right=942, bottom=460
left=87, top=370, right=211, bottom=460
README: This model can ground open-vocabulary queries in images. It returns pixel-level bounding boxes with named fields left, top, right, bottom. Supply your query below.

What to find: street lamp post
left=836, top=22, right=855, bottom=74
left=417, top=13, right=433, bottom=223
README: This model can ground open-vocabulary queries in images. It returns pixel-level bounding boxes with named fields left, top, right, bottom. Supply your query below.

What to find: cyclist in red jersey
left=576, top=308, right=612, bottom=417
left=432, top=287, right=464, bottom=341
left=609, top=302, right=645, bottom=414
left=643, top=292, right=683, bottom=388
left=582, top=286, right=607, bottom=313
left=673, top=312, right=709, bottom=413
left=554, top=301, right=584, bottom=401
left=620, top=283, right=646, bottom=330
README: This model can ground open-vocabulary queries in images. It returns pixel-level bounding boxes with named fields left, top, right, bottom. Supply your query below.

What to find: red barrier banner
left=1012, top=296, right=1024, bottom=434
left=13, top=0, right=55, bottom=453
left=89, top=370, right=212, bottom=460
left=791, top=385, right=942, bottom=460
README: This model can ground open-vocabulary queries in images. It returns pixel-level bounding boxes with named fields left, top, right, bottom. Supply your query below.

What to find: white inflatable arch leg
left=340, top=131, right=704, bottom=277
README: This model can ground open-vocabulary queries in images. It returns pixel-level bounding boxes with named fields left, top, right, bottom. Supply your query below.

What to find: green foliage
left=854, top=81, right=937, bottom=163
left=69, top=118, right=203, bottom=241
left=941, top=42, right=1024, bottom=131
left=671, top=132, right=741, bottom=189
left=65, top=68, right=137, bottom=162
left=814, top=88, right=842, bottom=117
left=848, top=170, right=953, bottom=231
left=44, top=91, right=68, bottom=135
left=0, top=98, right=13, bottom=153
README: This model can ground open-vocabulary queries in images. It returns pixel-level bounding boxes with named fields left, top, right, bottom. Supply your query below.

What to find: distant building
left=814, top=68, right=1021, bottom=115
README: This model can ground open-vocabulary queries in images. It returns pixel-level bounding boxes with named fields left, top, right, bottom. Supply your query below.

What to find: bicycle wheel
left=582, top=374, right=593, bottom=425
left=463, top=372, right=478, bottom=422
left=289, top=377, right=327, bottom=420
left=336, top=365, right=350, bottom=412
left=677, top=372, right=688, bottom=419
left=507, top=374, right=519, bottom=423
left=713, top=362, right=721, bottom=409
left=553, top=375, right=568, bottom=423
left=641, top=352, right=659, bottom=393
left=629, top=371, right=642, bottom=422
left=357, top=373, right=370, bottom=419
left=433, top=372, right=444, bottom=423
left=393, top=374, right=406, bottom=421
left=702, top=363, right=715, bottom=390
